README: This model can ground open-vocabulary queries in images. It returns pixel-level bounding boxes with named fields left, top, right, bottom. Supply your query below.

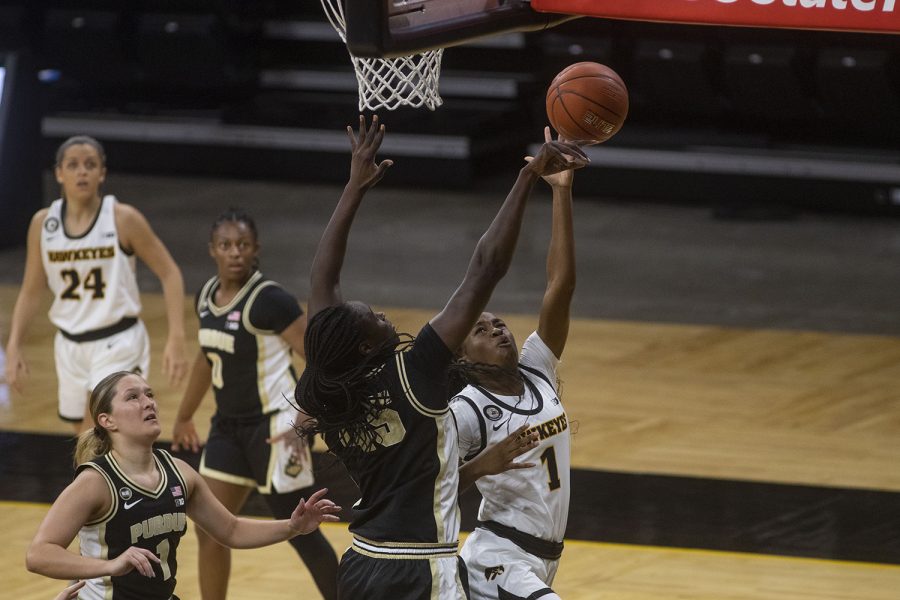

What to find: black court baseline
left=2, top=430, right=898, bottom=566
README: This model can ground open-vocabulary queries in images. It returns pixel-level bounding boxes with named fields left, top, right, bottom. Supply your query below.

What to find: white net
left=320, top=0, right=444, bottom=111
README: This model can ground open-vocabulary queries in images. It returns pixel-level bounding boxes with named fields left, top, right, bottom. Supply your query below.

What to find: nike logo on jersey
left=199, top=310, right=210, bottom=317
left=123, top=498, right=143, bottom=510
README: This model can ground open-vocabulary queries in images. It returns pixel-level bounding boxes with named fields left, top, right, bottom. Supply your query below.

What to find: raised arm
left=536, top=130, right=577, bottom=359
left=429, top=135, right=588, bottom=352
left=4, top=210, right=50, bottom=392
left=307, top=115, right=393, bottom=317
left=116, top=203, right=188, bottom=387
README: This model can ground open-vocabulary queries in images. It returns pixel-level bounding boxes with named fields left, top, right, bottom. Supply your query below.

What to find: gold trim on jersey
left=199, top=462, right=258, bottom=489
left=156, top=449, right=188, bottom=493
left=432, top=412, right=449, bottom=541
left=241, top=280, right=280, bottom=336
left=196, top=277, right=218, bottom=314
left=351, top=535, right=458, bottom=559
left=105, top=453, right=167, bottom=498
left=205, top=270, right=264, bottom=317
left=240, top=278, right=297, bottom=413
left=259, top=411, right=279, bottom=494
left=80, top=463, right=119, bottom=526
left=254, top=319, right=273, bottom=413
left=395, top=353, right=448, bottom=418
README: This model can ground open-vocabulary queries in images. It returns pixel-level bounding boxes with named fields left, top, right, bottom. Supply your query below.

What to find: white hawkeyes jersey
left=451, top=332, right=570, bottom=543
left=41, top=195, right=141, bottom=335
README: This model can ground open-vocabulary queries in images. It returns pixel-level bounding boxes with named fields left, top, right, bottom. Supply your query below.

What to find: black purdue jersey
left=325, top=324, right=461, bottom=545
left=196, top=271, right=302, bottom=418
left=77, top=448, right=188, bottom=600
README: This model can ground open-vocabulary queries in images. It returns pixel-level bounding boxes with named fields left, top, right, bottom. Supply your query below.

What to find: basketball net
left=320, top=0, right=444, bottom=111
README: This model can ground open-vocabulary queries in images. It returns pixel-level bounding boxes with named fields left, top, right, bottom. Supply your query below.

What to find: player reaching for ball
left=294, top=115, right=587, bottom=599
left=450, top=127, right=577, bottom=600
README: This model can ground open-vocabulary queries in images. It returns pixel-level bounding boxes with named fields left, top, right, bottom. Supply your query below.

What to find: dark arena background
left=1, top=1, right=899, bottom=598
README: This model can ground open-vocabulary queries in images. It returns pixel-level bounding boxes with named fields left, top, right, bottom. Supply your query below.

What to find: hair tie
left=93, top=425, right=105, bottom=437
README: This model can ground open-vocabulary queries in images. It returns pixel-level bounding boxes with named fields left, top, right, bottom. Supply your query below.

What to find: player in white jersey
left=450, top=128, right=577, bottom=600
left=4, top=136, right=188, bottom=432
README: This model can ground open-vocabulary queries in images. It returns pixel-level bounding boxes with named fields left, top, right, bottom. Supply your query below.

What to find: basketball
left=545, top=62, right=629, bottom=144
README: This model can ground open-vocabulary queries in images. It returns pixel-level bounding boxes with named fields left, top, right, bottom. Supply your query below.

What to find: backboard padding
left=346, top=0, right=575, bottom=58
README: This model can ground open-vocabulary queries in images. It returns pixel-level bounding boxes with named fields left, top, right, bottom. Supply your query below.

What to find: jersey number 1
left=540, top=446, right=561, bottom=491
left=155, top=539, right=173, bottom=580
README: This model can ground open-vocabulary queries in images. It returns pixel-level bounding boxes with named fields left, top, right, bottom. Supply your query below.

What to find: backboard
left=344, top=0, right=576, bottom=58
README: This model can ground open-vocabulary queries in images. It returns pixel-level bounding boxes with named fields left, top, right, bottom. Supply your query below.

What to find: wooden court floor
left=2, top=285, right=900, bottom=598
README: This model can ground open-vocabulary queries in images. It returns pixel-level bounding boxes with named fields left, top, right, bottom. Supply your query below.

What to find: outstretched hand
left=525, top=129, right=589, bottom=179
left=526, top=127, right=576, bottom=188
left=347, top=114, right=393, bottom=190
left=472, top=424, right=539, bottom=477
left=288, top=488, right=342, bottom=536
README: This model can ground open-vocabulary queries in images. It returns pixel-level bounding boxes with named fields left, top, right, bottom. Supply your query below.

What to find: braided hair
left=210, top=206, right=258, bottom=241
left=447, top=359, right=523, bottom=398
left=295, top=303, right=410, bottom=464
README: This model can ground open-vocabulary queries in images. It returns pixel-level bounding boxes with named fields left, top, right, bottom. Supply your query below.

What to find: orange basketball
left=545, top=62, right=629, bottom=144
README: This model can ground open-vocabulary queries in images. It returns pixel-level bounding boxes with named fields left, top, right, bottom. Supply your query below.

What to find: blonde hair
left=73, top=371, right=134, bottom=466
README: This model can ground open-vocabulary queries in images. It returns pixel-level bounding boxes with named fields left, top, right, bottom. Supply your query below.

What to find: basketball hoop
left=320, top=0, right=444, bottom=111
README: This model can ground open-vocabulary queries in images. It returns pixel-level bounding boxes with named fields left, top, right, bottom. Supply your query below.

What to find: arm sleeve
left=248, top=284, right=303, bottom=333
left=193, top=288, right=203, bottom=317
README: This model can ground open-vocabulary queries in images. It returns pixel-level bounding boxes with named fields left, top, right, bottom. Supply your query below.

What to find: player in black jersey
left=171, top=208, right=338, bottom=600
left=27, top=371, right=340, bottom=600
left=294, top=115, right=587, bottom=599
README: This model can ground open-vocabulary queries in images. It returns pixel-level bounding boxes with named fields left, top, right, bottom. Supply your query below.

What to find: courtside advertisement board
left=532, top=0, right=900, bottom=34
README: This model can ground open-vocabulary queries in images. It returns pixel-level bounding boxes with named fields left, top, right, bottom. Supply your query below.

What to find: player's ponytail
left=73, top=371, right=130, bottom=466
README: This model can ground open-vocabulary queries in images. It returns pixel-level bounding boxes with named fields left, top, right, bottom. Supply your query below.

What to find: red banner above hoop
left=531, top=0, right=900, bottom=34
